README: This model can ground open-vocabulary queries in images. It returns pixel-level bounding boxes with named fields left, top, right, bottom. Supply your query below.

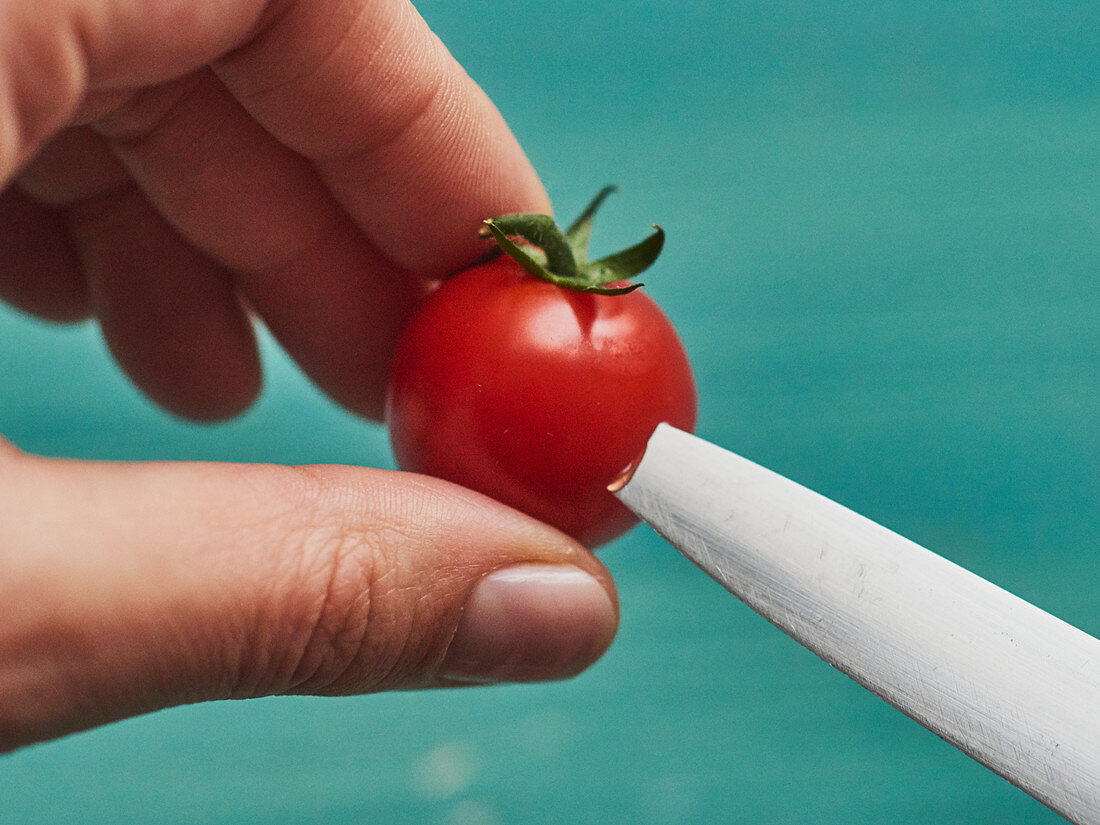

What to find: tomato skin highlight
left=385, top=255, right=697, bottom=547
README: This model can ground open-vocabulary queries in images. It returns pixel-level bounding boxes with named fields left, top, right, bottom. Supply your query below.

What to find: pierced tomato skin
left=385, top=255, right=697, bottom=548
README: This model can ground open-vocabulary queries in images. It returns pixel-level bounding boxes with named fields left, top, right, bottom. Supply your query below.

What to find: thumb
left=0, top=447, right=618, bottom=751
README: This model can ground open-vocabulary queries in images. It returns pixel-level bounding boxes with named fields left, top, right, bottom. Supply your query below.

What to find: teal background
left=2, top=1, right=1099, bottom=822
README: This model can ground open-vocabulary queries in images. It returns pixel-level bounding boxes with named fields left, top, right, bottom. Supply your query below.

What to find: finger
left=0, top=125, right=128, bottom=325
left=94, top=70, right=420, bottom=418
left=0, top=456, right=619, bottom=751
left=12, top=125, right=260, bottom=418
left=2, top=0, right=546, bottom=281
left=216, top=0, right=550, bottom=279
left=66, top=184, right=262, bottom=420
left=16, top=126, right=130, bottom=207
left=0, top=187, right=88, bottom=322
left=0, top=0, right=269, bottom=180
left=0, top=434, right=24, bottom=459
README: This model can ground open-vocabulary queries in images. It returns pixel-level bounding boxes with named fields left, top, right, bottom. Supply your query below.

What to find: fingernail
left=440, top=564, right=617, bottom=684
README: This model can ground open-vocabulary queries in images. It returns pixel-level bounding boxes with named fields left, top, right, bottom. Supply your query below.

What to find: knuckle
left=90, top=71, right=208, bottom=146
left=16, top=127, right=131, bottom=208
left=0, top=5, right=86, bottom=171
left=246, top=467, right=445, bottom=696
left=219, top=0, right=451, bottom=161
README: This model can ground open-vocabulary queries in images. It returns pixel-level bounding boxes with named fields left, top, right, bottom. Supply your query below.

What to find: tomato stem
left=483, top=187, right=663, bottom=296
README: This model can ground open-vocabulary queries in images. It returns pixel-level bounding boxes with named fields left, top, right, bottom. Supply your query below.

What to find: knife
left=611, top=423, right=1100, bottom=824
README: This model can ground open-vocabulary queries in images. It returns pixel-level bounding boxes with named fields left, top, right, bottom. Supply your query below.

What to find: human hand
left=0, top=443, right=618, bottom=751
left=0, top=0, right=619, bottom=751
left=0, top=0, right=550, bottom=420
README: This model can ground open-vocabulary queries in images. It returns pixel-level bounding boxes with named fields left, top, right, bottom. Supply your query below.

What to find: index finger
left=2, top=0, right=549, bottom=419
left=1, top=0, right=548, bottom=279
left=213, top=0, right=550, bottom=279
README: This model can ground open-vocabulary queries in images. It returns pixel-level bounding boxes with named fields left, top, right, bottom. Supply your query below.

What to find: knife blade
left=612, top=423, right=1100, bottom=824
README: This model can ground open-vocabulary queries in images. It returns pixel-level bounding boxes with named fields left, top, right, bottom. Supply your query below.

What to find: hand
left=0, top=0, right=550, bottom=421
left=0, top=0, right=619, bottom=752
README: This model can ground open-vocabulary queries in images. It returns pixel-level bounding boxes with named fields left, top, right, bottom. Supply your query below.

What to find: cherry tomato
left=385, top=253, right=697, bottom=547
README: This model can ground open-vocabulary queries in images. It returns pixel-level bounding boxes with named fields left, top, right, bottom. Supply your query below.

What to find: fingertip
left=67, top=184, right=265, bottom=423
left=439, top=563, right=618, bottom=685
left=0, top=188, right=91, bottom=322
left=260, top=467, right=619, bottom=694
left=150, top=366, right=262, bottom=422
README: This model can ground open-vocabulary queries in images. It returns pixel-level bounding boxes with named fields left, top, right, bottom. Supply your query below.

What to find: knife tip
left=607, top=429, right=663, bottom=494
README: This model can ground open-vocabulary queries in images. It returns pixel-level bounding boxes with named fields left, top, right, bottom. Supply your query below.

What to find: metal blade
left=613, top=424, right=1100, bottom=824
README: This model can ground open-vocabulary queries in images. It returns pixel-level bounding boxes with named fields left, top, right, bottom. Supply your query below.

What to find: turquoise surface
left=3, top=1, right=1099, bottom=822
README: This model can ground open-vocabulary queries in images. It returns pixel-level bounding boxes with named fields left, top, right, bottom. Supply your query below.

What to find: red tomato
left=385, top=254, right=697, bottom=547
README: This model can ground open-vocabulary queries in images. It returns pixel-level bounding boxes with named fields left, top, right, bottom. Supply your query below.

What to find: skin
left=0, top=0, right=619, bottom=752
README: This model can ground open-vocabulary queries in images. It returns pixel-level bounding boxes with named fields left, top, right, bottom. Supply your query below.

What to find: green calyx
left=481, top=186, right=663, bottom=295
